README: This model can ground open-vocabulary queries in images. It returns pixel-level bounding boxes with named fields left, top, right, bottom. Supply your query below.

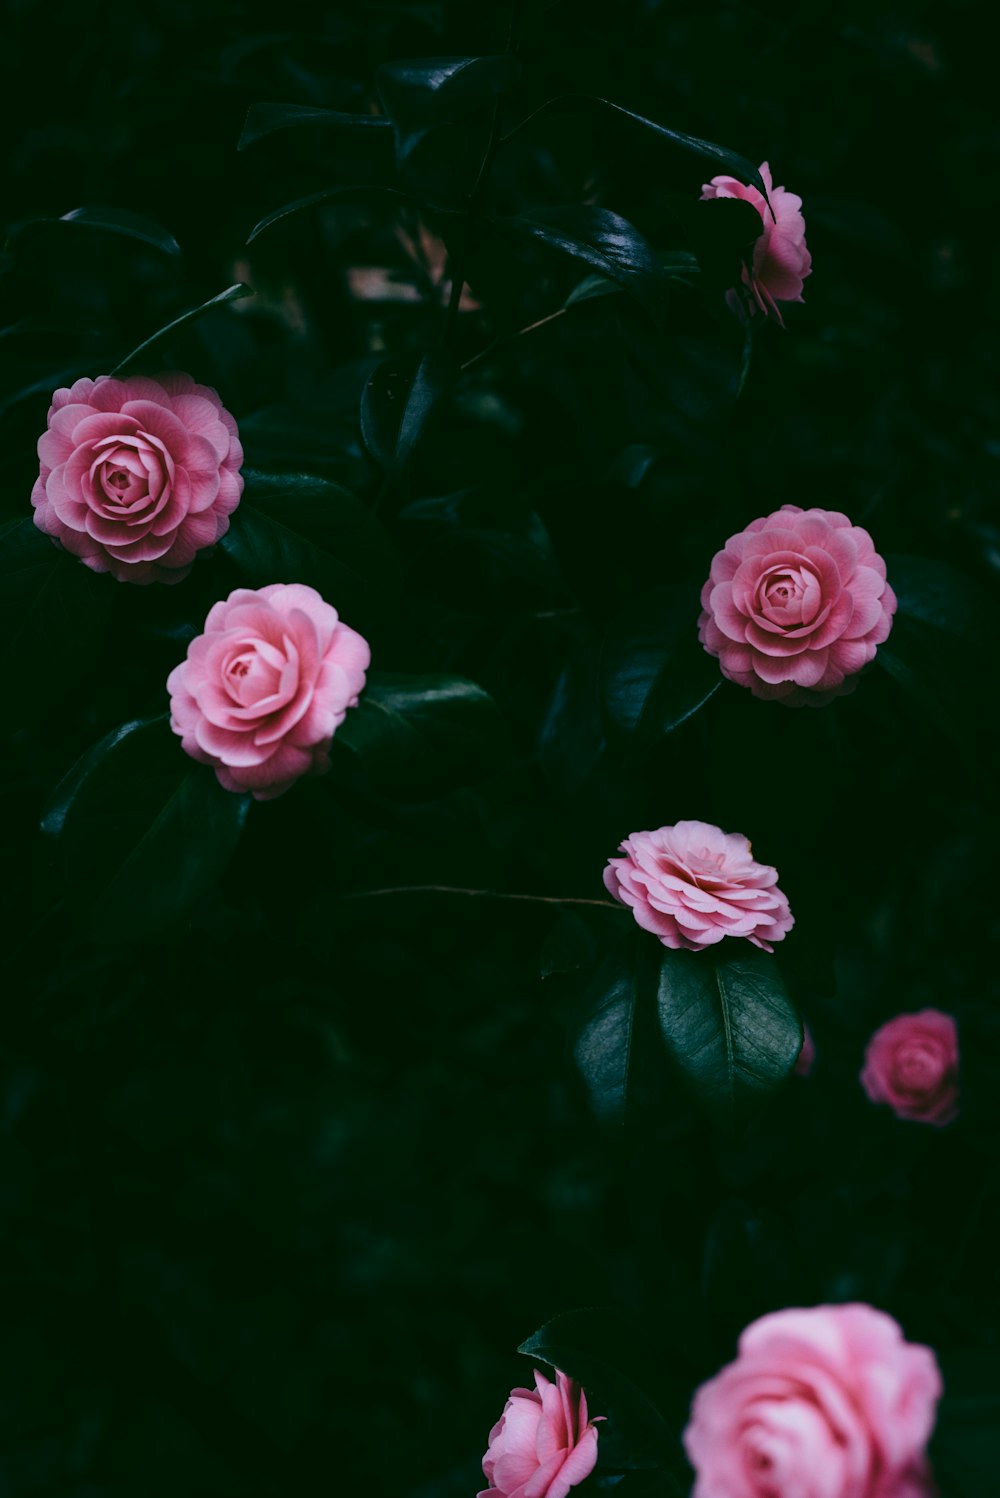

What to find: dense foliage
left=2, top=1, right=999, bottom=1494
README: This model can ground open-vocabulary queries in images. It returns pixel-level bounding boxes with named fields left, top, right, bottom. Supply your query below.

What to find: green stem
left=337, top=884, right=621, bottom=910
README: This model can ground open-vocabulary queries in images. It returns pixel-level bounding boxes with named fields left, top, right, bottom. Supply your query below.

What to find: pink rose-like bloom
left=700, top=160, right=812, bottom=324
left=603, top=820, right=793, bottom=954
left=31, top=373, right=243, bottom=583
left=861, top=1010, right=959, bottom=1126
left=684, top=1304, right=943, bottom=1498
left=167, top=583, right=370, bottom=800
left=479, top=1368, right=601, bottom=1498
left=698, top=504, right=897, bottom=705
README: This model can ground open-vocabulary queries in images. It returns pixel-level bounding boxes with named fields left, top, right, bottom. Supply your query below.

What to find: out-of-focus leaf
left=360, top=349, right=458, bottom=470
left=111, top=284, right=253, bottom=375
left=662, top=197, right=765, bottom=289
left=220, top=470, right=398, bottom=624
left=599, top=585, right=721, bottom=744
left=246, top=183, right=421, bottom=244
left=566, top=250, right=699, bottom=307
left=501, top=96, right=767, bottom=198
left=333, top=671, right=504, bottom=795
left=494, top=207, right=667, bottom=319
left=887, top=554, right=998, bottom=643
left=41, top=717, right=249, bottom=944
left=238, top=103, right=392, bottom=151
left=0, top=519, right=113, bottom=724
left=6, top=205, right=181, bottom=257
left=539, top=644, right=606, bottom=793
left=400, top=487, right=557, bottom=587
left=656, top=946, right=802, bottom=1134
left=376, top=55, right=522, bottom=163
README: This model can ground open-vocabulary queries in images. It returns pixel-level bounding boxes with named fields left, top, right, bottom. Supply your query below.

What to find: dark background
left=2, top=2, right=999, bottom=1494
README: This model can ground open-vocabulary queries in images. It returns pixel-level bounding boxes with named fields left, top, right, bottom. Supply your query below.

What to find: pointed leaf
left=220, top=470, right=398, bottom=621
left=360, top=348, right=457, bottom=469
left=333, top=671, right=504, bottom=795
left=656, top=946, right=802, bottom=1134
left=238, top=103, right=392, bottom=151
left=376, top=55, right=522, bottom=163
left=246, top=183, right=420, bottom=244
left=41, top=717, right=249, bottom=944
left=574, top=931, right=664, bottom=1126
left=111, top=284, right=253, bottom=375
left=599, top=585, right=721, bottom=744
left=494, top=206, right=667, bottom=318
left=6, top=205, right=181, bottom=256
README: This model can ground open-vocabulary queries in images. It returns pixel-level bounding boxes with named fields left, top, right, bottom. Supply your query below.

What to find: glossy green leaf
left=501, top=96, right=767, bottom=199
left=333, top=671, right=504, bottom=795
left=0, top=519, right=113, bottom=724
left=662, top=196, right=765, bottom=289
left=111, top=284, right=253, bottom=375
left=246, top=183, right=419, bottom=244
left=565, top=250, right=698, bottom=308
left=376, top=55, right=522, bottom=163
left=656, top=946, right=802, bottom=1133
left=494, top=207, right=667, bottom=319
left=220, top=470, right=398, bottom=621
left=360, top=349, right=457, bottom=470
left=41, top=717, right=249, bottom=944
left=238, top=103, right=392, bottom=151
left=573, top=931, right=658, bottom=1127
left=519, top=1306, right=681, bottom=1475
left=7, top=205, right=181, bottom=257
left=599, top=585, right=721, bottom=744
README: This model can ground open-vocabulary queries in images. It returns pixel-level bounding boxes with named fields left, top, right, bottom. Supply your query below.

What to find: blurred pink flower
left=604, top=820, right=793, bottom=953
left=167, top=583, right=369, bottom=800
left=479, top=1368, right=601, bottom=1498
left=684, top=1303, right=942, bottom=1498
left=795, top=1023, right=816, bottom=1077
left=698, top=504, right=897, bottom=704
left=861, top=1010, right=959, bottom=1126
left=31, top=373, right=243, bottom=584
left=701, top=160, right=812, bottom=324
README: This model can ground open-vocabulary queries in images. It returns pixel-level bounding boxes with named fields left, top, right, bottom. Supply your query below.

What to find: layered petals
left=700, top=160, right=812, bottom=324
left=167, top=583, right=370, bottom=801
left=30, top=372, right=243, bottom=584
left=604, top=820, right=793, bottom=953
left=479, top=1369, right=601, bottom=1498
left=698, top=505, right=896, bottom=705
left=861, top=1010, right=959, bottom=1126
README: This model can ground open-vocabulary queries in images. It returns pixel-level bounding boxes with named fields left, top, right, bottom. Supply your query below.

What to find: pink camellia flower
left=698, top=504, right=897, bottom=704
left=479, top=1368, right=601, bottom=1498
left=603, top=820, right=793, bottom=953
left=700, top=160, right=811, bottom=324
left=167, top=583, right=370, bottom=800
left=861, top=1010, right=959, bottom=1126
left=684, top=1303, right=943, bottom=1498
left=31, top=373, right=243, bottom=583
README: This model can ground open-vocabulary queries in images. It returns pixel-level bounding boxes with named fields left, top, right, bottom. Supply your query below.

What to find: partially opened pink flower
left=479, top=1368, right=601, bottom=1498
left=861, top=1010, right=959, bottom=1126
left=701, top=160, right=811, bottom=324
left=31, top=373, right=243, bottom=583
left=684, top=1304, right=942, bottom=1498
left=604, top=820, right=793, bottom=953
left=699, top=504, right=897, bottom=704
left=167, top=583, right=370, bottom=800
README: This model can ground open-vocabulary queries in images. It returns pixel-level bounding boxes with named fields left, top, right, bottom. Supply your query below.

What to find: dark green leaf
left=41, top=718, right=249, bottom=944
left=6, top=205, right=181, bottom=257
left=111, top=284, right=253, bottom=375
left=501, top=96, right=767, bottom=199
left=246, top=183, right=419, bottom=244
left=238, top=103, right=392, bottom=151
left=930, top=1351, right=1000, bottom=1495
left=662, top=196, right=765, bottom=289
left=0, top=519, right=113, bottom=725
left=656, top=946, right=802, bottom=1133
left=376, top=55, right=522, bottom=163
left=494, top=207, right=667, bottom=319
left=518, top=1306, right=681, bottom=1474
left=599, top=585, right=721, bottom=744
left=539, top=911, right=597, bottom=979
left=887, top=553, right=999, bottom=643
left=574, top=931, right=662, bottom=1126
left=360, top=348, right=457, bottom=470
left=539, top=644, right=606, bottom=793
left=565, top=251, right=698, bottom=308
left=220, top=470, right=398, bottom=624
left=333, top=671, right=504, bottom=795
left=400, top=487, right=557, bottom=587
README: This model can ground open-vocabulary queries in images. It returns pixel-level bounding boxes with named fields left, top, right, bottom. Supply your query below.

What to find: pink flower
left=861, top=1010, right=959, bottom=1127
left=684, top=1304, right=943, bottom=1498
left=700, top=160, right=812, bottom=324
left=603, top=820, right=793, bottom=953
left=31, top=373, right=243, bottom=584
left=167, top=583, right=370, bottom=800
left=698, top=504, right=897, bottom=705
left=479, top=1368, right=601, bottom=1498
